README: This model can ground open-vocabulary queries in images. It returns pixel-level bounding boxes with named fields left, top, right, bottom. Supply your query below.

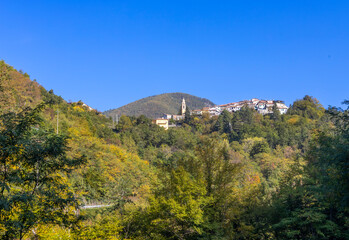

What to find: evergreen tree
left=271, top=102, right=281, bottom=121
left=238, top=105, right=255, bottom=124
left=222, top=109, right=232, bottom=134
left=213, top=110, right=232, bottom=134
left=178, top=104, right=183, bottom=115
left=184, top=106, right=192, bottom=124
left=213, top=113, right=224, bottom=132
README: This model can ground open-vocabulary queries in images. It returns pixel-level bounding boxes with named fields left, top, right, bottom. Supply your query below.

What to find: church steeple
left=181, top=98, right=186, bottom=115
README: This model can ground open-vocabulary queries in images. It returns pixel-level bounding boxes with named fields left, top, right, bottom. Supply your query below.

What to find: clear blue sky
left=1, top=1, right=348, bottom=111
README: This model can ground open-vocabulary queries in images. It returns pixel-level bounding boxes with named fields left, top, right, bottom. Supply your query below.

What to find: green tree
left=271, top=184, right=340, bottom=240
left=126, top=167, right=207, bottom=240
left=238, top=105, right=255, bottom=125
left=268, top=101, right=349, bottom=239
left=250, top=139, right=270, bottom=158
left=221, top=110, right=232, bottom=134
left=184, top=106, right=192, bottom=124
left=196, top=136, right=244, bottom=238
left=213, top=110, right=232, bottom=135
left=75, top=212, right=122, bottom=240
left=271, top=102, right=281, bottom=121
left=115, top=115, right=133, bottom=132
left=288, top=95, right=325, bottom=119
left=0, top=104, right=84, bottom=240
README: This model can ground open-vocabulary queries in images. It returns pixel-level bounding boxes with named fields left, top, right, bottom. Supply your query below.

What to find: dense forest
left=0, top=60, right=348, bottom=239
left=104, top=92, right=214, bottom=119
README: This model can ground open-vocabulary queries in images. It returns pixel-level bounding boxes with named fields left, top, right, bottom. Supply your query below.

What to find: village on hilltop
left=153, top=98, right=289, bottom=129
left=192, top=98, right=289, bottom=116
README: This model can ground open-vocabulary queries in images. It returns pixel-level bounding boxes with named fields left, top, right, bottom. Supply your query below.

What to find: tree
left=178, top=105, right=183, bottom=115
left=213, top=113, right=223, bottom=132
left=271, top=102, right=281, bottom=121
left=75, top=212, right=122, bottom=240
left=125, top=167, right=207, bottom=240
left=0, top=104, right=84, bottom=239
left=304, top=101, right=349, bottom=237
left=287, top=95, right=325, bottom=119
left=238, top=105, right=255, bottom=124
left=184, top=106, right=192, bottom=124
left=250, top=139, right=270, bottom=158
left=271, top=183, right=340, bottom=240
left=196, top=136, right=244, bottom=238
left=268, top=101, right=349, bottom=239
left=136, top=115, right=151, bottom=125
left=213, top=110, right=232, bottom=135
left=221, top=110, right=232, bottom=134
left=115, top=115, right=133, bottom=132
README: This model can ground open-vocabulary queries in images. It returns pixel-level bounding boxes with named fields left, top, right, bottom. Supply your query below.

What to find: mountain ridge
left=103, top=92, right=215, bottom=119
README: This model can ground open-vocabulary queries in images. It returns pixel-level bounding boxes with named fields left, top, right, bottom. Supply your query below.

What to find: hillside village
left=154, top=98, right=289, bottom=129
left=192, top=98, right=289, bottom=116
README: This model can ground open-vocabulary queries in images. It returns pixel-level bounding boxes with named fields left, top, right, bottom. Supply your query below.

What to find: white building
left=197, top=98, right=289, bottom=117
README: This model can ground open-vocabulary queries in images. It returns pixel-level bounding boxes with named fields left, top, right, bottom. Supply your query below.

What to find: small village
left=153, top=98, right=289, bottom=129
left=193, top=98, right=289, bottom=116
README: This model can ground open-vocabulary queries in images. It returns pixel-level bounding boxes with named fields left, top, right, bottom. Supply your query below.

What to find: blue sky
left=0, top=1, right=348, bottom=111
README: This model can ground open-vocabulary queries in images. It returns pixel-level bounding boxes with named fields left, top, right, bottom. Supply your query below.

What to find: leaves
left=0, top=104, right=84, bottom=239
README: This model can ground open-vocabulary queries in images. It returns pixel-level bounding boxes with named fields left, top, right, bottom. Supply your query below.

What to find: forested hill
left=0, top=60, right=43, bottom=112
left=2, top=59, right=349, bottom=239
left=104, top=92, right=215, bottom=119
left=0, top=60, right=152, bottom=238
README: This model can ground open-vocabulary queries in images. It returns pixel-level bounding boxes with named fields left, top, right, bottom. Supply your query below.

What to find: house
left=171, top=115, right=184, bottom=121
left=208, top=106, right=221, bottom=116
left=195, top=98, right=289, bottom=117
left=276, top=102, right=288, bottom=114
left=201, top=107, right=210, bottom=114
left=251, top=98, right=260, bottom=104
left=192, top=109, right=203, bottom=115
left=82, top=103, right=95, bottom=111
left=161, top=98, right=288, bottom=120
left=257, top=100, right=267, bottom=109
left=152, top=118, right=169, bottom=130
left=163, top=114, right=173, bottom=119
left=231, top=104, right=243, bottom=112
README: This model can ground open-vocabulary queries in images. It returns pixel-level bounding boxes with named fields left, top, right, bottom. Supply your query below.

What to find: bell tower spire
left=181, top=98, right=186, bottom=115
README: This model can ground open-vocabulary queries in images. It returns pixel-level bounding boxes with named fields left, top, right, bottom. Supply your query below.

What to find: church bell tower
left=181, top=98, right=186, bottom=115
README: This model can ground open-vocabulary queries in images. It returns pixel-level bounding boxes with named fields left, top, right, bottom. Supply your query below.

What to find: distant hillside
left=104, top=93, right=215, bottom=119
left=0, top=60, right=43, bottom=113
left=0, top=60, right=151, bottom=205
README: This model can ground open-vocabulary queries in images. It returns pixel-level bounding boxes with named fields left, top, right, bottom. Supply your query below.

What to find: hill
left=0, top=60, right=151, bottom=206
left=0, top=60, right=43, bottom=113
left=3, top=60, right=349, bottom=240
left=104, top=92, right=215, bottom=119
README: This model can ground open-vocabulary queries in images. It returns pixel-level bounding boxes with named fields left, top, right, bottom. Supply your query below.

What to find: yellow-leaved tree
left=0, top=104, right=84, bottom=240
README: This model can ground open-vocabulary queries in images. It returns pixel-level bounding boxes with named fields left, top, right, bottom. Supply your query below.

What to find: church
left=163, top=98, right=186, bottom=121
left=153, top=98, right=186, bottom=129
